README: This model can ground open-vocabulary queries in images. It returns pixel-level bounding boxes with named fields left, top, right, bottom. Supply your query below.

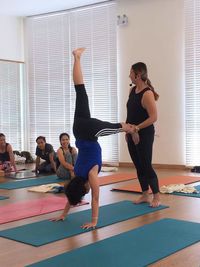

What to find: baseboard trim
left=119, top=162, right=189, bottom=170
left=102, top=162, right=119, bottom=167
left=153, top=164, right=189, bottom=170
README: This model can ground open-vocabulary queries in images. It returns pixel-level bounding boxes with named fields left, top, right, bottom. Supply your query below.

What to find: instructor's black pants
left=127, top=128, right=159, bottom=194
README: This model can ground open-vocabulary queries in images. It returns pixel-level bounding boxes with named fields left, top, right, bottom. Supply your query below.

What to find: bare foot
left=72, top=48, right=86, bottom=58
left=150, top=193, right=161, bottom=208
left=133, top=192, right=152, bottom=204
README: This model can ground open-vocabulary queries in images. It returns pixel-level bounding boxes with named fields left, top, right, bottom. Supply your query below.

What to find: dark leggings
left=73, top=84, right=123, bottom=141
left=127, top=129, right=159, bottom=194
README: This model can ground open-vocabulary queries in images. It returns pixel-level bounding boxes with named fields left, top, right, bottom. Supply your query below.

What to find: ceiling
left=0, top=0, right=108, bottom=16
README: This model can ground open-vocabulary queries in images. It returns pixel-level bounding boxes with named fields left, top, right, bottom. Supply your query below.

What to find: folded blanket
left=28, top=183, right=62, bottom=193
left=101, top=166, right=118, bottom=172
left=160, top=183, right=198, bottom=194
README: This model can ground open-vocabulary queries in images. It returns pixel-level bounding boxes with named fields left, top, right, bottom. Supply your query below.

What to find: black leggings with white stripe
left=73, top=84, right=122, bottom=141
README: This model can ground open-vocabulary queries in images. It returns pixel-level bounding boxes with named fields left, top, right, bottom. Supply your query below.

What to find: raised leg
left=72, top=48, right=85, bottom=85
left=72, top=48, right=90, bottom=120
left=72, top=48, right=132, bottom=140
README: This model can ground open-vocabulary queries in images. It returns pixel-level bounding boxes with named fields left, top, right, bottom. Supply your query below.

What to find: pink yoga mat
left=0, top=196, right=88, bottom=224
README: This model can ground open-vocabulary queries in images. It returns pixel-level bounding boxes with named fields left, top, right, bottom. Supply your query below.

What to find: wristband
left=135, top=126, right=140, bottom=132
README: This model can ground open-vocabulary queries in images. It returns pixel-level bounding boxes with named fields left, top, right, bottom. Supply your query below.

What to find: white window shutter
left=25, top=2, right=118, bottom=163
left=0, top=61, right=22, bottom=150
left=185, top=0, right=200, bottom=166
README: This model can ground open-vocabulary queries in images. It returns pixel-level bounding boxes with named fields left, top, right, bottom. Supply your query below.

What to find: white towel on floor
left=28, top=183, right=61, bottom=193
left=160, top=184, right=198, bottom=194
left=101, top=166, right=118, bottom=172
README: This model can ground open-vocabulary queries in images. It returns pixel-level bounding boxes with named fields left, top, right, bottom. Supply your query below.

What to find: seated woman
left=56, top=133, right=77, bottom=181
left=0, top=133, right=17, bottom=172
left=34, top=136, right=57, bottom=174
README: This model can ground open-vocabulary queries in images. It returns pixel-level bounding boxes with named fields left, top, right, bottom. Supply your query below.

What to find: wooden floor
left=1, top=167, right=200, bottom=267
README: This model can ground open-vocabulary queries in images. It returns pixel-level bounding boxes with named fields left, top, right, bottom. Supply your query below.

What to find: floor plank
left=1, top=167, right=200, bottom=267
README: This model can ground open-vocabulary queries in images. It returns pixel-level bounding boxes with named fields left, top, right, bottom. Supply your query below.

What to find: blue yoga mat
left=0, top=200, right=168, bottom=246
left=0, top=175, right=61, bottom=190
left=0, top=196, right=9, bottom=200
left=27, top=218, right=200, bottom=267
left=172, top=184, right=200, bottom=198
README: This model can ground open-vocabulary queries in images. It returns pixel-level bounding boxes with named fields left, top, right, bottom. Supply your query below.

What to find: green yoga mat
left=0, top=201, right=168, bottom=246
left=172, top=184, right=200, bottom=198
left=0, top=175, right=61, bottom=190
left=0, top=196, right=9, bottom=200
left=27, top=218, right=200, bottom=267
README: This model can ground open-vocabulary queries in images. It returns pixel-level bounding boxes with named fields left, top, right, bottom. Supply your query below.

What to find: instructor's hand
left=125, top=133, right=128, bottom=143
left=132, top=132, right=140, bottom=145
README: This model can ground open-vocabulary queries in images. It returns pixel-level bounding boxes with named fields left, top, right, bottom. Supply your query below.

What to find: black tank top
left=126, top=87, right=154, bottom=133
left=0, top=143, right=10, bottom=163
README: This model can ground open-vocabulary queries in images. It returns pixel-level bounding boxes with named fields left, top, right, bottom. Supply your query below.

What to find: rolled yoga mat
left=0, top=200, right=168, bottom=246
left=26, top=218, right=200, bottom=267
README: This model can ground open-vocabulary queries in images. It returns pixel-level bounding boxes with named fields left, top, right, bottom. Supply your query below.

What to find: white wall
left=0, top=16, right=24, bottom=61
left=0, top=0, right=185, bottom=165
left=117, top=0, right=185, bottom=165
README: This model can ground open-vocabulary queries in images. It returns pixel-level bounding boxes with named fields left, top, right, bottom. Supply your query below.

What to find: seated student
left=53, top=48, right=134, bottom=229
left=34, top=136, right=57, bottom=174
left=56, top=133, right=77, bottom=181
left=0, top=133, right=17, bottom=172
